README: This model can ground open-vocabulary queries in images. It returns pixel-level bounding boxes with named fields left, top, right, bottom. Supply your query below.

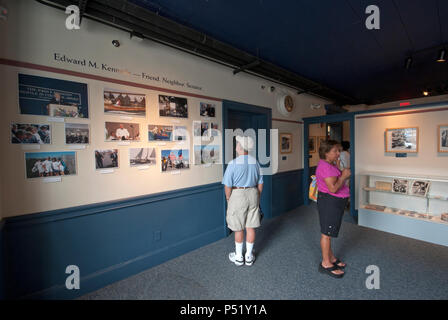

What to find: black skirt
left=317, top=192, right=348, bottom=238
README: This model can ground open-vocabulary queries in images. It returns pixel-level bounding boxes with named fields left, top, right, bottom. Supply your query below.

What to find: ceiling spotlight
left=112, top=40, right=120, bottom=47
left=422, top=89, right=430, bottom=96
left=405, top=56, right=413, bottom=69
left=437, top=48, right=446, bottom=62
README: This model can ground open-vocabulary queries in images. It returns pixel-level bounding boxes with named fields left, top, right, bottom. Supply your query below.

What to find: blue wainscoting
left=272, top=169, right=304, bottom=218
left=0, top=219, right=4, bottom=300
left=2, top=182, right=225, bottom=299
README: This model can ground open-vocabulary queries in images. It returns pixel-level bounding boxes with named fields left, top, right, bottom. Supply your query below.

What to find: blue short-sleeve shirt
left=222, top=155, right=263, bottom=187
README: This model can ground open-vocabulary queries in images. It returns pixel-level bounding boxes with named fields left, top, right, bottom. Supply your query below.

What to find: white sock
left=246, top=242, right=254, bottom=258
left=235, top=242, right=243, bottom=258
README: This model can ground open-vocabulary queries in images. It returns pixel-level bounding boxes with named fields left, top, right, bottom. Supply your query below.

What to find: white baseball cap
left=236, top=135, right=255, bottom=151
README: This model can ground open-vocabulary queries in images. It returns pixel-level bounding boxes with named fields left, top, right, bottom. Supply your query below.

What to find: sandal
left=332, top=258, right=346, bottom=269
left=318, top=263, right=344, bottom=278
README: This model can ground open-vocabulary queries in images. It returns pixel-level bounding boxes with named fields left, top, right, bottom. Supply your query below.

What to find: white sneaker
left=245, top=254, right=255, bottom=266
left=228, top=252, right=244, bottom=266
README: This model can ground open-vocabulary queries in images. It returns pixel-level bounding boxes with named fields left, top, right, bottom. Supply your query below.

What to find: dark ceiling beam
left=78, top=0, right=88, bottom=25
left=35, top=0, right=360, bottom=105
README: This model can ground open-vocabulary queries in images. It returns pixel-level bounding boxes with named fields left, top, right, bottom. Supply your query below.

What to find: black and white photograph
left=392, top=178, right=409, bottom=194
left=159, top=95, right=188, bottom=118
left=385, top=127, right=419, bottom=153
left=410, top=180, right=431, bottom=197
left=95, top=149, right=118, bottom=169
left=161, top=149, right=190, bottom=171
left=193, top=121, right=210, bottom=137
left=65, top=123, right=89, bottom=144
left=25, top=151, right=76, bottom=178
left=309, top=136, right=317, bottom=153
left=11, top=123, right=51, bottom=144
left=104, top=89, right=146, bottom=116
left=148, top=125, right=173, bottom=141
left=129, top=148, right=156, bottom=167
left=173, top=126, right=188, bottom=141
left=200, top=102, right=215, bottom=117
left=105, top=122, right=140, bottom=141
left=194, top=145, right=220, bottom=165
left=210, top=123, right=219, bottom=137
left=280, top=133, right=292, bottom=154
left=438, top=124, right=448, bottom=153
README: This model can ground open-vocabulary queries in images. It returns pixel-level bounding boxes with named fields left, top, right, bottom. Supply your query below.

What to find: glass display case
left=358, top=172, right=448, bottom=246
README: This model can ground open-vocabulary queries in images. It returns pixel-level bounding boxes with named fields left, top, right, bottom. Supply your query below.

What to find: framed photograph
left=25, top=151, right=76, bottom=179
left=148, top=125, right=173, bottom=141
left=161, top=149, right=190, bottom=172
left=392, top=178, right=409, bottom=194
left=317, top=136, right=326, bottom=151
left=159, top=95, right=188, bottom=118
left=129, top=148, right=156, bottom=167
left=65, top=123, right=89, bottom=144
left=11, top=123, right=51, bottom=144
left=105, top=122, right=140, bottom=141
left=409, top=180, right=431, bottom=197
left=438, top=124, right=448, bottom=153
left=200, top=102, right=215, bottom=117
left=385, top=127, right=419, bottom=153
left=173, top=126, right=188, bottom=141
left=18, top=73, right=89, bottom=118
left=95, top=149, right=118, bottom=169
left=103, top=89, right=146, bottom=116
left=193, top=121, right=209, bottom=137
left=194, top=145, right=220, bottom=165
left=280, top=133, right=292, bottom=154
left=210, top=122, right=219, bottom=137
left=308, top=136, right=317, bottom=153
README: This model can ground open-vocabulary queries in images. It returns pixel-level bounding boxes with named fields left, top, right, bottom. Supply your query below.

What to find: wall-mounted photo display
left=103, top=89, right=146, bottom=116
left=65, top=123, right=89, bottom=144
left=129, top=148, right=156, bottom=167
left=200, top=102, right=216, bottom=117
left=148, top=124, right=173, bottom=141
left=308, top=136, right=317, bottom=153
left=438, top=124, right=448, bottom=153
left=193, top=121, right=210, bottom=138
left=159, top=95, right=188, bottom=118
left=194, top=144, right=220, bottom=165
left=385, top=127, right=419, bottom=153
left=11, top=123, right=51, bottom=144
left=210, top=122, right=219, bottom=137
left=95, top=149, right=118, bottom=169
left=105, top=122, right=140, bottom=141
left=18, top=74, right=89, bottom=118
left=25, top=151, right=76, bottom=179
left=409, top=180, right=431, bottom=197
left=173, top=126, right=188, bottom=141
left=161, top=149, right=190, bottom=172
left=280, top=133, right=292, bottom=154
left=392, top=178, right=409, bottom=194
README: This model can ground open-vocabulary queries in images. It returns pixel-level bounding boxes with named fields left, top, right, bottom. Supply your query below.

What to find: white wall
left=0, top=0, right=328, bottom=217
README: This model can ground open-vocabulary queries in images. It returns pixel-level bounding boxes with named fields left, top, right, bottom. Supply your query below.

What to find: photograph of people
left=25, top=152, right=75, bottom=178
left=11, top=123, right=51, bottom=144
left=315, top=140, right=350, bottom=278
left=161, top=149, right=190, bottom=171
left=105, top=122, right=140, bottom=141
left=95, top=150, right=119, bottom=169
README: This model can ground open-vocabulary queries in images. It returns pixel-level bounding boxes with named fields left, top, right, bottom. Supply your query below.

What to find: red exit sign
left=399, top=102, right=411, bottom=106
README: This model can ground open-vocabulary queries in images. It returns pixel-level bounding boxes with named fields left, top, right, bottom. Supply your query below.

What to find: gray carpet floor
left=79, top=204, right=448, bottom=300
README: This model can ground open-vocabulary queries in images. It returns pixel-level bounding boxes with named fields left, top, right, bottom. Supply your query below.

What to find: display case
left=358, top=171, right=448, bottom=247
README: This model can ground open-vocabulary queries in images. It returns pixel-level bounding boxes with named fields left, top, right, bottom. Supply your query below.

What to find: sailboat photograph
left=129, top=148, right=156, bottom=167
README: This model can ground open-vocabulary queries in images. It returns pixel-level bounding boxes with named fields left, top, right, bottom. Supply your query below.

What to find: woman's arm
left=324, top=169, right=351, bottom=193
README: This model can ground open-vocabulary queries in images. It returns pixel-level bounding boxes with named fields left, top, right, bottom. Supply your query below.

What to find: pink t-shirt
left=316, top=159, right=350, bottom=198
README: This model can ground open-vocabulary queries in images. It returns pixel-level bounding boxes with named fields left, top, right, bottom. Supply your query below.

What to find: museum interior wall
left=308, top=123, right=327, bottom=167
left=0, top=0, right=327, bottom=298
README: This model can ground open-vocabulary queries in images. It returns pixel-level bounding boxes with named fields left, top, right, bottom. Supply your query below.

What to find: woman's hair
left=319, top=139, right=340, bottom=159
left=341, top=141, right=350, bottom=151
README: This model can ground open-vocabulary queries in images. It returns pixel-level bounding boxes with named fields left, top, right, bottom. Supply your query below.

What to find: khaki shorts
left=226, top=188, right=261, bottom=232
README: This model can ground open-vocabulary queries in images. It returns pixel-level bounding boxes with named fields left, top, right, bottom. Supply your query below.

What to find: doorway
left=222, top=100, right=272, bottom=235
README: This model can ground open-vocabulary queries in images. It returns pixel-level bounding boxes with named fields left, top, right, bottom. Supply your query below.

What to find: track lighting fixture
left=437, top=48, right=446, bottom=62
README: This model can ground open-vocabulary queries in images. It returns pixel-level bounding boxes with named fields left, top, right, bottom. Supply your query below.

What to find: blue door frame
left=222, top=100, right=273, bottom=236
left=303, top=113, right=357, bottom=219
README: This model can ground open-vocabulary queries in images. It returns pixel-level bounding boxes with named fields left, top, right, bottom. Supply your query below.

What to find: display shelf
left=358, top=172, right=448, bottom=247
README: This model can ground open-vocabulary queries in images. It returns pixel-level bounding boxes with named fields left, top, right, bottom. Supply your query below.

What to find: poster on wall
left=200, top=102, right=216, bottom=117
left=280, top=133, right=292, bottom=154
left=161, top=149, right=190, bottom=171
left=11, top=123, right=51, bottom=144
left=103, top=89, right=146, bottom=116
left=159, top=95, right=188, bottom=118
left=65, top=123, right=89, bottom=144
left=105, top=122, right=140, bottom=141
left=95, top=149, right=118, bottom=169
left=129, top=148, right=156, bottom=167
left=25, top=151, right=76, bottom=178
left=308, top=136, right=317, bottom=153
left=148, top=125, right=173, bottom=141
left=194, top=145, right=220, bottom=165
left=18, top=74, right=89, bottom=118
left=173, top=126, right=188, bottom=141
left=438, top=124, right=448, bottom=153
left=385, top=127, right=419, bottom=153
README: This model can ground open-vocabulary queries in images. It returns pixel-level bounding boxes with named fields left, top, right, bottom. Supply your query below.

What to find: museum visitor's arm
left=225, top=185, right=232, bottom=201
left=324, top=169, right=351, bottom=193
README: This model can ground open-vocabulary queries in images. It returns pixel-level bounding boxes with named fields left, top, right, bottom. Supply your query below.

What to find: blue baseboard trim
left=21, top=226, right=224, bottom=300
left=3, top=182, right=226, bottom=299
